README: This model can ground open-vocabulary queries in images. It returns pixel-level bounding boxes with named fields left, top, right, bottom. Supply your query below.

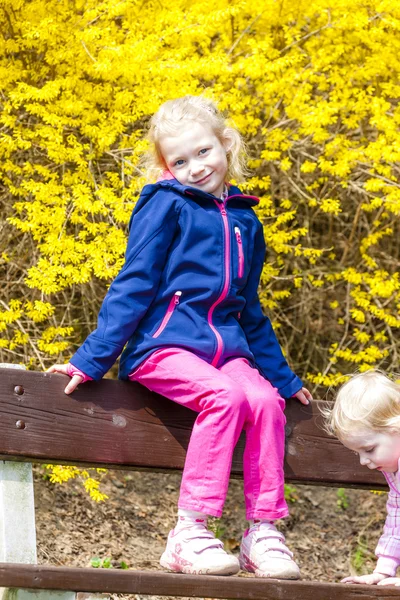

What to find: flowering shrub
left=1, top=1, right=400, bottom=394
left=45, top=465, right=108, bottom=502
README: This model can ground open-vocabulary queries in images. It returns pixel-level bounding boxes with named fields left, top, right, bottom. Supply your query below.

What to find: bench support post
left=0, top=365, right=77, bottom=600
left=0, top=460, right=75, bottom=600
left=0, top=461, right=37, bottom=564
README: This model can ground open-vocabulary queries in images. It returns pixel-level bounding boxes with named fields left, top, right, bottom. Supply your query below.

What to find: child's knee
left=251, top=387, right=286, bottom=421
left=212, top=380, right=248, bottom=416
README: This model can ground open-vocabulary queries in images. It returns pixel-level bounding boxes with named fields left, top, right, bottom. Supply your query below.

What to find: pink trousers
left=129, top=347, right=288, bottom=520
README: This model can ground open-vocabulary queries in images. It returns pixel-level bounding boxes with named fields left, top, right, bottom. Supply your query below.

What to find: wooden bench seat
left=0, top=366, right=394, bottom=599
left=1, top=562, right=399, bottom=599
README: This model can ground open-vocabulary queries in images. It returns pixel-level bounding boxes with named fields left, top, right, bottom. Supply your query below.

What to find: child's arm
left=240, top=222, right=311, bottom=401
left=50, top=190, right=181, bottom=391
left=342, top=487, right=400, bottom=584
left=374, top=487, right=400, bottom=576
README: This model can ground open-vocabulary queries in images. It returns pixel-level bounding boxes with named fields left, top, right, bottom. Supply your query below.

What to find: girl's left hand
left=293, top=387, right=313, bottom=405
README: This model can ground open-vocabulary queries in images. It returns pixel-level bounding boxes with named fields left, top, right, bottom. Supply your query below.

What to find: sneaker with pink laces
left=239, top=522, right=300, bottom=579
left=160, top=524, right=240, bottom=576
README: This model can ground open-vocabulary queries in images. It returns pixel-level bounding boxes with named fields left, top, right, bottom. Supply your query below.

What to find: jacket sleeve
left=239, top=221, right=303, bottom=398
left=70, top=191, right=180, bottom=380
left=374, top=486, right=400, bottom=576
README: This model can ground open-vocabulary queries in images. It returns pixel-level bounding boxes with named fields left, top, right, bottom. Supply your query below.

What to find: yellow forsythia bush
left=1, top=0, right=400, bottom=395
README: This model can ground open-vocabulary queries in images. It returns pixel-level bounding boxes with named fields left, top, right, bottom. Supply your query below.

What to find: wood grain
left=0, top=564, right=399, bottom=598
left=0, top=367, right=386, bottom=488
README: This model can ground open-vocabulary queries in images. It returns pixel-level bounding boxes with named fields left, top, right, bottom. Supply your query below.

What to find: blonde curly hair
left=142, top=95, right=248, bottom=183
left=322, top=370, right=400, bottom=440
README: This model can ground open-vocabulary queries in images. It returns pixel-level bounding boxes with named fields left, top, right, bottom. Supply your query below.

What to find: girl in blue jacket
left=49, top=95, right=312, bottom=579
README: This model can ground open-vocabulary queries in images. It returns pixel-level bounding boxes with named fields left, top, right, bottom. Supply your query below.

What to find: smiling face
left=341, top=428, right=400, bottom=473
left=158, top=121, right=231, bottom=198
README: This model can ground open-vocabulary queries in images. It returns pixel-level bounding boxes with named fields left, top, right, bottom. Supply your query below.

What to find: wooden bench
left=0, top=364, right=397, bottom=599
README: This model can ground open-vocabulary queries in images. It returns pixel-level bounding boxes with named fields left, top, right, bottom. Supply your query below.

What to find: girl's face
left=341, top=428, right=400, bottom=473
left=158, top=121, right=231, bottom=198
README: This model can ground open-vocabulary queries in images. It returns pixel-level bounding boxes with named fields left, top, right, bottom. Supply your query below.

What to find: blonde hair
left=143, top=95, right=247, bottom=183
left=323, top=370, right=400, bottom=440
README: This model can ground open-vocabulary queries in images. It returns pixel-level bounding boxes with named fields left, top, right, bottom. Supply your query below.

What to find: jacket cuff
left=375, top=556, right=399, bottom=577
left=70, top=335, right=123, bottom=380
left=278, top=375, right=303, bottom=399
left=69, top=352, right=105, bottom=381
left=67, top=363, right=93, bottom=384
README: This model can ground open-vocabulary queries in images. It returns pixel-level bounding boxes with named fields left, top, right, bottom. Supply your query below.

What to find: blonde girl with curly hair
left=49, top=95, right=311, bottom=579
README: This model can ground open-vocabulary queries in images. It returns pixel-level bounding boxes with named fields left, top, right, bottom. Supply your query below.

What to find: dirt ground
left=34, top=466, right=389, bottom=599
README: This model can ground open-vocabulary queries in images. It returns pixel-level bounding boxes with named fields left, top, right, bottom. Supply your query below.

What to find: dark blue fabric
left=71, top=179, right=302, bottom=398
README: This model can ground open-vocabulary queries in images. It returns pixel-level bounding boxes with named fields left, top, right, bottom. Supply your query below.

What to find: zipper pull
left=174, top=291, right=182, bottom=304
left=235, top=226, right=242, bottom=243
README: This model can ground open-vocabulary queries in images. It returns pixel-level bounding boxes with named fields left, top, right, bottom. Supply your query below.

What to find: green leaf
left=91, top=557, right=101, bottom=568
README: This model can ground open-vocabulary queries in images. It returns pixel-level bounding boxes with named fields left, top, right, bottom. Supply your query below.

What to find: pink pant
left=129, top=348, right=288, bottom=520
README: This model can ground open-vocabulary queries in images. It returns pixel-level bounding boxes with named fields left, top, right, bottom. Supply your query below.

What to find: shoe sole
left=239, top=555, right=301, bottom=580
left=161, top=552, right=240, bottom=576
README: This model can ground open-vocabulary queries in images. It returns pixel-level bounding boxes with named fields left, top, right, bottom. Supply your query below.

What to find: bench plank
left=0, top=367, right=385, bottom=488
left=0, top=564, right=399, bottom=599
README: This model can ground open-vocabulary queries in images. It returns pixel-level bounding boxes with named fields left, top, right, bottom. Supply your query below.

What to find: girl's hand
left=47, top=363, right=83, bottom=395
left=292, top=387, right=313, bottom=405
left=341, top=572, right=388, bottom=585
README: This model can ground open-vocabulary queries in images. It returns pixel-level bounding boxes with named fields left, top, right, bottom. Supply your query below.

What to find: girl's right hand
left=292, top=387, right=313, bottom=405
left=47, top=363, right=84, bottom=395
left=341, top=572, right=388, bottom=585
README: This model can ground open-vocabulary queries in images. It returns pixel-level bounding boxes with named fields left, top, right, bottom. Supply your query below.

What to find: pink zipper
left=153, top=291, right=182, bottom=338
left=235, top=226, right=244, bottom=278
left=208, top=200, right=231, bottom=367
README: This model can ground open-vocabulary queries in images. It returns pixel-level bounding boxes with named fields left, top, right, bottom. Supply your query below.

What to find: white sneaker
left=160, top=524, right=240, bottom=576
left=239, top=522, right=300, bottom=579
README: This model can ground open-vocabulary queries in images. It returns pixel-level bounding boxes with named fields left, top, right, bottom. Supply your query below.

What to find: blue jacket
left=71, top=179, right=303, bottom=398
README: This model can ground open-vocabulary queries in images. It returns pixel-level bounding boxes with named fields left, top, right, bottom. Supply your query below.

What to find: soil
left=34, top=465, right=389, bottom=600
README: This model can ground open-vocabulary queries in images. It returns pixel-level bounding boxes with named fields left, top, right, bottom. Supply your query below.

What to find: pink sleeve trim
left=375, top=556, right=399, bottom=577
left=67, top=363, right=93, bottom=383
